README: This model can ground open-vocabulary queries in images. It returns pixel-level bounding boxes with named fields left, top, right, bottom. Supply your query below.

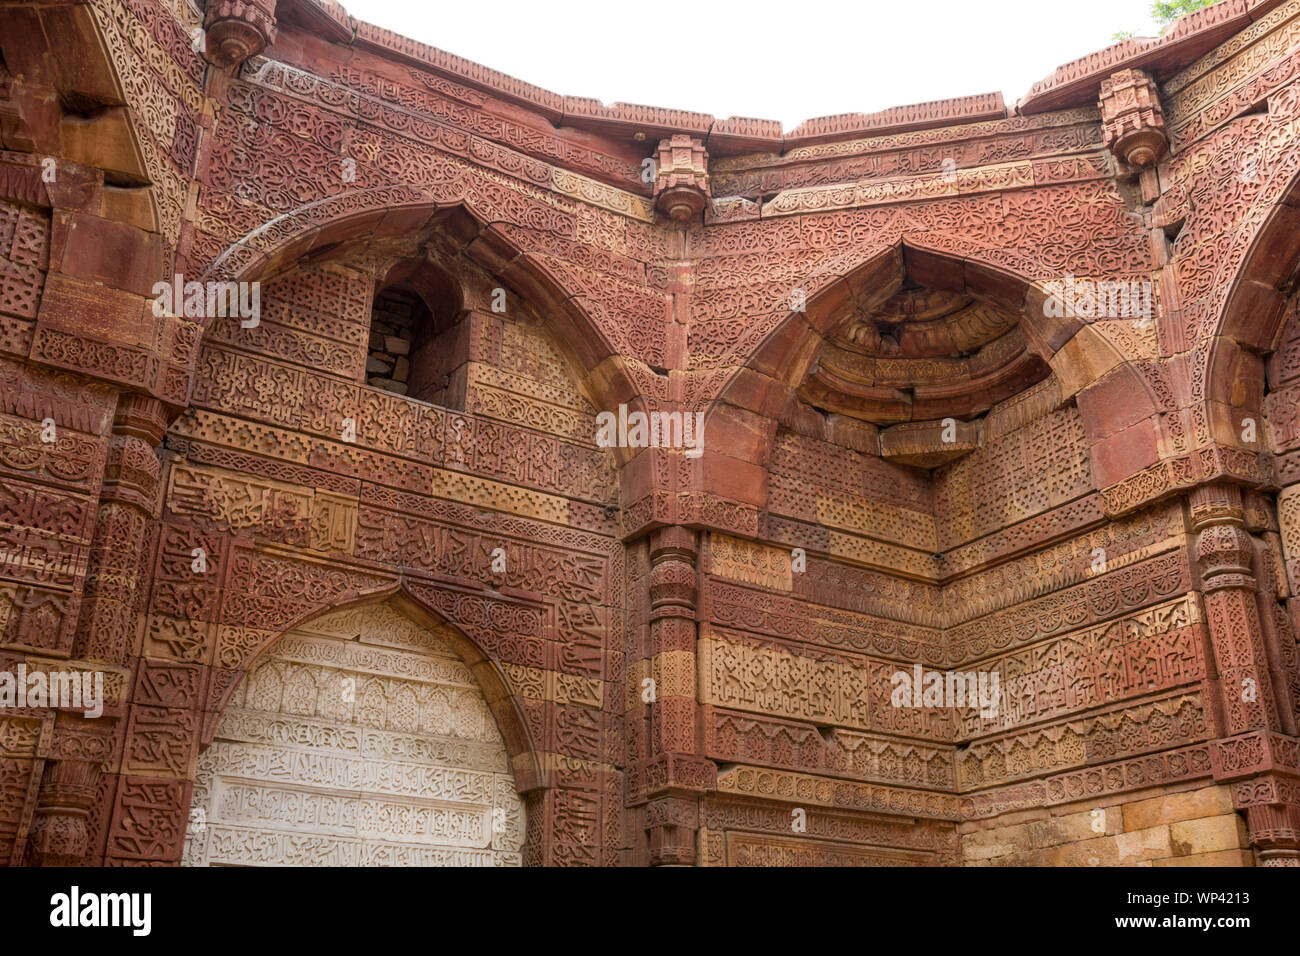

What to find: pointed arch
left=194, top=186, right=642, bottom=415
left=1210, top=154, right=1300, bottom=355
left=1205, top=167, right=1300, bottom=410
left=720, top=238, right=1124, bottom=403
left=187, top=585, right=534, bottom=866
left=707, top=238, right=1152, bottom=501
left=205, top=580, right=543, bottom=797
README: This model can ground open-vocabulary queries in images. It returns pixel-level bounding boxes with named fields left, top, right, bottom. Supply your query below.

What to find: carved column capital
left=653, top=135, right=710, bottom=223
left=1244, top=803, right=1300, bottom=865
left=1232, top=773, right=1300, bottom=866
left=644, top=794, right=699, bottom=866
left=100, top=392, right=167, bottom=511
left=648, top=525, right=698, bottom=617
left=1190, top=485, right=1255, bottom=591
left=1196, top=523, right=1256, bottom=591
left=202, top=0, right=278, bottom=70
left=24, top=756, right=101, bottom=866
left=1189, top=481, right=1245, bottom=529
left=1099, top=68, right=1168, bottom=168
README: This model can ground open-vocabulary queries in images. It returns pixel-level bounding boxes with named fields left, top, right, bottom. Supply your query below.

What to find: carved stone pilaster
left=1231, top=774, right=1300, bottom=866
left=653, top=135, right=710, bottom=223
left=73, top=393, right=168, bottom=665
left=24, top=744, right=102, bottom=866
left=646, top=527, right=698, bottom=757
left=1099, top=68, right=1168, bottom=168
left=1191, top=485, right=1300, bottom=864
left=637, top=526, right=713, bottom=863
left=202, top=0, right=278, bottom=69
left=1192, top=484, right=1280, bottom=734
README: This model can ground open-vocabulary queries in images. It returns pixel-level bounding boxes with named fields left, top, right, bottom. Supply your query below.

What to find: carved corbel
left=1099, top=68, right=1169, bottom=168
left=653, top=135, right=710, bottom=223
left=202, top=0, right=279, bottom=70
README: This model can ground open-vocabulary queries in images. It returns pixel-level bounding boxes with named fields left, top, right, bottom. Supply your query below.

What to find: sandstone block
left=960, top=823, right=1037, bottom=861
left=1115, top=825, right=1174, bottom=863
left=1169, top=815, right=1248, bottom=856
left=1153, top=848, right=1253, bottom=867
left=1122, top=786, right=1234, bottom=832
left=1047, top=825, right=1172, bottom=866
left=1033, top=806, right=1121, bottom=847
left=368, top=377, right=408, bottom=395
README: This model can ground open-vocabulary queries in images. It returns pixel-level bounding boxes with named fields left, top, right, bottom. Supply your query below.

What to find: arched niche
left=365, top=257, right=463, bottom=402
left=184, top=596, right=526, bottom=866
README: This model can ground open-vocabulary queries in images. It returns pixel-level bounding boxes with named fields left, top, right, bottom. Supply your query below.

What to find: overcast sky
left=343, top=0, right=1173, bottom=129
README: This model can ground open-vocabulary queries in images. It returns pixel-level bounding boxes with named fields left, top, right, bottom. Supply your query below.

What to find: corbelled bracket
left=202, top=0, right=279, bottom=70
left=653, top=135, right=710, bottom=223
left=1099, top=68, right=1169, bottom=168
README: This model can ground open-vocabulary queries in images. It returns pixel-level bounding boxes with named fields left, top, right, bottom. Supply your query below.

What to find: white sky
left=342, top=0, right=1171, bottom=130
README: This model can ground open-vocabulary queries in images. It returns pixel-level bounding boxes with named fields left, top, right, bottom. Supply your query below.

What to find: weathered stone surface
left=1122, top=786, right=1236, bottom=832
left=2, top=0, right=1298, bottom=870
left=1169, top=815, right=1250, bottom=857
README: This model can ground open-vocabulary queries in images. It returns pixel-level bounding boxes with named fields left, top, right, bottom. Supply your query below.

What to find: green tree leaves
left=1151, top=0, right=1219, bottom=31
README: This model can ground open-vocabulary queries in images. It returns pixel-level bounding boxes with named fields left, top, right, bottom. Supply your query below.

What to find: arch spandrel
left=1162, top=87, right=1300, bottom=454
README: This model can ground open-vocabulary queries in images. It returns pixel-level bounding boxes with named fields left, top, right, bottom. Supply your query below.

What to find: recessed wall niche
left=367, top=258, right=464, bottom=403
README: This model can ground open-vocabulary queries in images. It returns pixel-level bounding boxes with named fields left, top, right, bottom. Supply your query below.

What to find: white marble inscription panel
left=184, top=600, right=525, bottom=866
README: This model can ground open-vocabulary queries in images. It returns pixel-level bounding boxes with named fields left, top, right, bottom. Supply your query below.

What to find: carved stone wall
left=155, top=236, right=623, bottom=865
left=2, top=0, right=1300, bottom=867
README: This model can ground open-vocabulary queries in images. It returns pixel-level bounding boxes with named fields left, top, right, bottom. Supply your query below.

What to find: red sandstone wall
left=0, top=0, right=1299, bottom=865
